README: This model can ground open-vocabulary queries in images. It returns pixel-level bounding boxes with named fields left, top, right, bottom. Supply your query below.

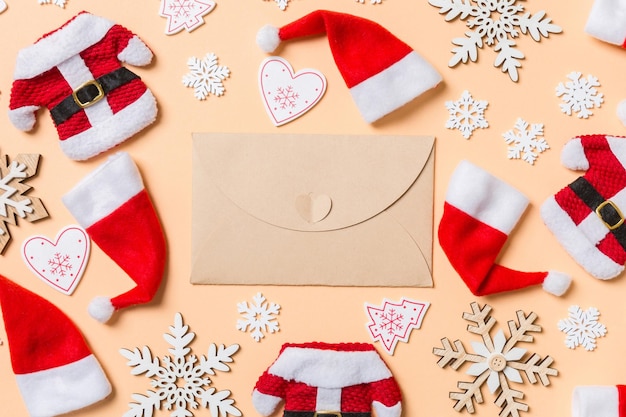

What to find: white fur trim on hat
left=88, top=296, right=116, bottom=323
left=349, top=51, right=442, bottom=123
left=617, top=99, right=626, bottom=127
left=252, top=390, right=282, bottom=417
left=561, top=138, right=589, bottom=171
left=572, top=386, right=620, bottom=417
left=15, top=354, right=111, bottom=417
left=7, top=106, right=39, bottom=131
left=542, top=271, right=572, bottom=296
left=445, top=160, right=529, bottom=235
left=541, top=196, right=624, bottom=279
left=585, top=0, right=626, bottom=46
left=373, top=401, right=402, bottom=417
left=257, top=25, right=281, bottom=53
left=118, top=35, right=153, bottom=66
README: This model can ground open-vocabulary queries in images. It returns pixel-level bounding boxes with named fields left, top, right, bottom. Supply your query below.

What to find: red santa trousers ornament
left=62, top=152, right=166, bottom=323
left=573, top=385, right=626, bottom=417
left=439, top=160, right=571, bottom=296
left=0, top=274, right=111, bottom=417
left=8, top=12, right=158, bottom=161
left=253, top=342, right=402, bottom=417
left=542, top=135, right=626, bottom=280
left=256, top=10, right=442, bottom=123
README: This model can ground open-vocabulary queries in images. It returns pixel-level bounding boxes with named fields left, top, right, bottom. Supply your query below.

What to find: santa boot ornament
left=439, top=160, right=571, bottom=296
left=63, top=152, right=166, bottom=323
left=573, top=385, right=626, bottom=417
left=542, top=135, right=626, bottom=280
left=256, top=10, right=442, bottom=123
left=0, top=274, right=111, bottom=417
left=253, top=342, right=402, bottom=417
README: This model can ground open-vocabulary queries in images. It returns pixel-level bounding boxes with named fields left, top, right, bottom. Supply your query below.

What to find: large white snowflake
left=237, top=292, right=280, bottom=342
left=429, top=0, right=561, bottom=81
left=558, top=306, right=607, bottom=351
left=502, top=118, right=548, bottom=165
left=264, top=0, right=289, bottom=10
left=120, top=313, right=242, bottom=417
left=182, top=53, right=230, bottom=100
left=445, top=90, right=489, bottom=139
left=434, top=302, right=557, bottom=417
left=38, top=0, right=65, bottom=7
left=555, top=72, right=604, bottom=119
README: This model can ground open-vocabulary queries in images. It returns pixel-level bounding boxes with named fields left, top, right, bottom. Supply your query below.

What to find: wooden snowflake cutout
left=558, top=305, right=607, bottom=351
left=0, top=151, right=48, bottom=254
left=433, top=302, right=557, bottom=417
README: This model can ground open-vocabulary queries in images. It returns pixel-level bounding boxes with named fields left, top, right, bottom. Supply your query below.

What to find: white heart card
left=259, top=57, right=327, bottom=126
left=21, top=225, right=90, bottom=295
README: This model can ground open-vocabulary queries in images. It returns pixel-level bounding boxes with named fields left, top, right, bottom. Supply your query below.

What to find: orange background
left=0, top=1, right=624, bottom=416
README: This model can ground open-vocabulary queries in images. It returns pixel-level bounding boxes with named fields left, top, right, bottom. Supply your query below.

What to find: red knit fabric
left=618, top=385, right=626, bottom=417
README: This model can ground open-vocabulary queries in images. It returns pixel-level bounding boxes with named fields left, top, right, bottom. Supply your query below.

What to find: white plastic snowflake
left=556, top=72, right=604, bottom=119
left=182, top=53, right=230, bottom=100
left=237, top=292, right=280, bottom=342
left=429, top=0, right=561, bottom=81
left=49, top=253, right=72, bottom=277
left=356, top=0, right=383, bottom=4
left=120, top=313, right=241, bottom=417
left=434, top=302, right=557, bottom=417
left=502, top=118, right=548, bottom=165
left=264, top=0, right=289, bottom=10
left=38, top=0, right=65, bottom=7
left=558, top=306, right=607, bottom=351
left=445, top=90, right=489, bottom=139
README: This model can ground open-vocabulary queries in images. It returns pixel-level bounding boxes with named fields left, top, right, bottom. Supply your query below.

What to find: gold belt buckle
left=72, top=79, right=104, bottom=108
left=595, top=200, right=625, bottom=230
left=313, top=412, right=342, bottom=417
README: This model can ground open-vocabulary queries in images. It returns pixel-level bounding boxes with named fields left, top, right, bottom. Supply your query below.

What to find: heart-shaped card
left=22, top=225, right=90, bottom=295
left=259, top=57, right=327, bottom=126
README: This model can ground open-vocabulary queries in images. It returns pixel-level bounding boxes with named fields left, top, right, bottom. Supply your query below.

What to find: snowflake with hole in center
left=433, top=302, right=557, bottom=417
left=38, top=0, right=65, bottom=7
left=182, top=53, right=230, bottom=100
left=237, top=293, right=280, bottom=342
left=445, top=90, right=489, bottom=139
left=502, top=118, right=549, bottom=165
left=120, top=313, right=241, bottom=417
left=556, top=72, right=604, bottom=119
left=558, top=305, right=607, bottom=351
left=429, top=0, right=561, bottom=81
left=263, top=0, right=289, bottom=10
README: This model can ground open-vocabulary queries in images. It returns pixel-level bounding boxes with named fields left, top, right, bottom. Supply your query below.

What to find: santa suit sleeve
left=108, top=24, right=154, bottom=67
left=252, top=370, right=288, bottom=417
left=369, top=377, right=402, bottom=417
left=8, top=77, right=43, bottom=131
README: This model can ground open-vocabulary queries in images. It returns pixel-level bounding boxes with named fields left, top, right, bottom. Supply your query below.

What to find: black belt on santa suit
left=284, top=412, right=371, bottom=417
left=50, top=67, right=140, bottom=125
left=569, top=176, right=626, bottom=250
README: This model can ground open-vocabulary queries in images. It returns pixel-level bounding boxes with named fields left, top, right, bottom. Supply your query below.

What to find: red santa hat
left=62, top=152, right=166, bottom=323
left=256, top=10, right=442, bottom=123
left=439, top=160, right=571, bottom=296
left=0, top=274, right=111, bottom=417
left=542, top=135, right=626, bottom=280
left=8, top=12, right=157, bottom=161
left=572, top=385, right=626, bottom=417
left=253, top=342, right=401, bottom=417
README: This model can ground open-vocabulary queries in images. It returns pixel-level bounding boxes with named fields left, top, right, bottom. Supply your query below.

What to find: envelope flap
left=193, top=133, right=434, bottom=232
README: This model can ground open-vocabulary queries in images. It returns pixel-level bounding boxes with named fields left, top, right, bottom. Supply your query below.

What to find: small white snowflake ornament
left=38, top=0, right=65, bottom=7
left=237, top=292, right=280, bottom=342
left=556, top=72, right=604, bottom=119
left=429, top=0, right=561, bottom=81
left=356, top=0, right=383, bottom=4
left=120, top=313, right=241, bottom=417
left=159, top=0, right=216, bottom=35
left=182, top=53, right=230, bottom=100
left=445, top=90, right=489, bottom=139
left=365, top=297, right=430, bottom=355
left=558, top=305, right=607, bottom=351
left=502, top=118, right=549, bottom=165
left=264, top=0, right=289, bottom=10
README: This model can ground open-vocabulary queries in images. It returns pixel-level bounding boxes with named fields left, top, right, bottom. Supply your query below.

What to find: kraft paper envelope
left=191, top=133, right=434, bottom=287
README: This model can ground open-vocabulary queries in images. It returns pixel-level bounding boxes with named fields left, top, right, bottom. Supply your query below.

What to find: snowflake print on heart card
left=259, top=57, right=327, bottom=126
left=21, top=225, right=90, bottom=295
left=365, top=297, right=430, bottom=355
left=159, top=0, right=216, bottom=35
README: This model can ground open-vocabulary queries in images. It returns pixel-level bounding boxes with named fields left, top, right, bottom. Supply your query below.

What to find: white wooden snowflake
left=558, top=306, right=607, bottom=351
left=433, top=302, right=557, bottom=417
left=38, top=0, right=65, bottom=7
left=120, top=313, right=242, bottom=417
left=556, top=72, right=604, bottom=119
left=429, top=0, right=561, bottom=81
left=445, top=90, right=489, bottom=139
left=264, top=0, right=289, bottom=10
left=236, top=292, right=280, bottom=342
left=182, top=53, right=230, bottom=100
left=502, top=118, right=549, bottom=165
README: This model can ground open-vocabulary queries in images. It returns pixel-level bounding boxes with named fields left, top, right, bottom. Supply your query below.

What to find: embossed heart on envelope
left=21, top=225, right=90, bottom=295
left=259, top=57, right=327, bottom=126
left=295, top=193, right=332, bottom=223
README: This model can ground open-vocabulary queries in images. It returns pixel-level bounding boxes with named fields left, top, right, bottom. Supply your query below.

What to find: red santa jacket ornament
left=252, top=342, right=402, bottom=417
left=8, top=11, right=158, bottom=161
